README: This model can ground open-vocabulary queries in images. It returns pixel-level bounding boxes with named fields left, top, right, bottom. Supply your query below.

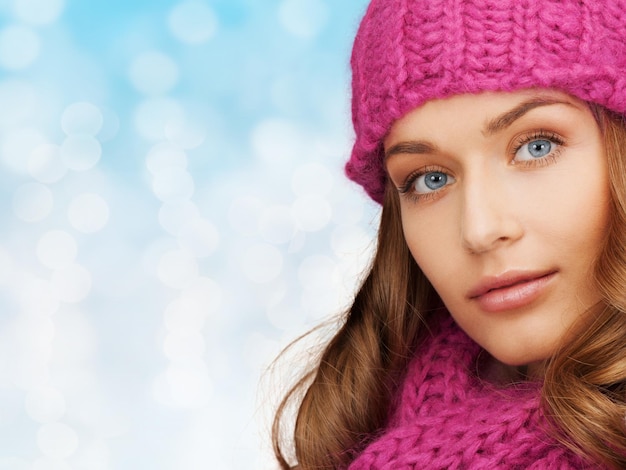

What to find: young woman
left=274, top=0, right=626, bottom=468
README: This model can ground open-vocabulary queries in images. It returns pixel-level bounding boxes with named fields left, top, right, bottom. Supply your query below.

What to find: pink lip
left=468, top=270, right=557, bottom=313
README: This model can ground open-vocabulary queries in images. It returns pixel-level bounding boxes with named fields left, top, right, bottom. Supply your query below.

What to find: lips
left=468, top=270, right=557, bottom=313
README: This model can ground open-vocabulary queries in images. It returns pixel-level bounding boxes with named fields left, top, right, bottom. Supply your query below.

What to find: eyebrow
left=384, top=97, right=576, bottom=160
left=384, top=140, right=439, bottom=160
left=482, top=98, right=575, bottom=136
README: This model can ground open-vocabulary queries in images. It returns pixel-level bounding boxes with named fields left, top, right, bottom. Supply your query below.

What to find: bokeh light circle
left=291, top=162, right=333, bottom=197
left=32, top=459, right=72, bottom=470
left=0, top=458, right=30, bottom=470
left=61, top=102, right=104, bottom=136
left=25, top=386, right=66, bottom=423
left=129, top=51, right=179, bottom=95
left=163, top=330, right=205, bottom=360
left=298, top=254, right=336, bottom=291
left=146, top=142, right=188, bottom=175
left=17, top=277, right=60, bottom=315
left=37, top=230, right=78, bottom=270
left=252, top=119, right=302, bottom=166
left=50, top=263, right=92, bottom=303
left=134, top=98, right=186, bottom=141
left=12, top=183, right=53, bottom=223
left=164, top=362, right=212, bottom=408
left=278, top=0, right=329, bottom=39
left=28, top=144, right=68, bottom=184
left=152, top=167, right=195, bottom=202
left=168, top=1, right=218, bottom=45
left=157, top=250, right=199, bottom=289
left=0, top=245, right=13, bottom=285
left=158, top=199, right=200, bottom=235
left=228, top=197, right=263, bottom=236
left=180, top=276, right=222, bottom=317
left=258, top=206, right=296, bottom=245
left=178, top=218, right=219, bottom=258
left=164, top=297, right=206, bottom=332
left=0, top=25, right=40, bottom=69
left=36, top=422, right=79, bottom=459
left=240, top=243, right=283, bottom=284
left=0, top=80, right=37, bottom=128
left=67, top=193, right=110, bottom=233
left=165, top=117, right=206, bottom=149
left=2, top=128, right=46, bottom=174
left=291, top=195, right=332, bottom=232
left=60, top=135, right=102, bottom=171
left=14, top=0, right=66, bottom=25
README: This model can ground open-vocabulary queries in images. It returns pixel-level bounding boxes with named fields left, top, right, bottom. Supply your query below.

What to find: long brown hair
left=273, top=108, right=626, bottom=469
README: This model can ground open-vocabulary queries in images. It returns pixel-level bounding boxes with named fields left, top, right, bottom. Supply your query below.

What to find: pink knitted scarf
left=348, top=315, right=598, bottom=469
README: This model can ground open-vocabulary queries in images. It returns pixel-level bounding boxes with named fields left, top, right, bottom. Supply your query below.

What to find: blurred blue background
left=0, top=0, right=378, bottom=468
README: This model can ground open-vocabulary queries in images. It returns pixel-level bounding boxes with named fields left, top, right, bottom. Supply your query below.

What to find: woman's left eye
left=514, top=138, right=558, bottom=162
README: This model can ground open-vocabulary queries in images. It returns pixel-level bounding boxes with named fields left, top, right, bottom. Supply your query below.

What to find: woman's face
left=384, top=89, right=610, bottom=367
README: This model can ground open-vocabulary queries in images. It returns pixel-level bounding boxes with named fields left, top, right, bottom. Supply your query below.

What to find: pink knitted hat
left=346, top=0, right=626, bottom=203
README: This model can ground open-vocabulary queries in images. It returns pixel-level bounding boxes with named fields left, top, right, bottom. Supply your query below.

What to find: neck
left=477, top=353, right=544, bottom=385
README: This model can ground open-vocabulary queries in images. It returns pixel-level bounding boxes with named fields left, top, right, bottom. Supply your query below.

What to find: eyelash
left=510, top=130, right=565, bottom=167
left=398, top=165, right=446, bottom=203
left=397, top=130, right=566, bottom=203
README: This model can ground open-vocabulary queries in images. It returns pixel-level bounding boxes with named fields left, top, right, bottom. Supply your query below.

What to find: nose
left=460, top=171, right=523, bottom=254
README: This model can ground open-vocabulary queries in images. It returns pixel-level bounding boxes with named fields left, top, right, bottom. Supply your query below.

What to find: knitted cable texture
left=346, top=0, right=626, bottom=203
left=348, top=315, right=599, bottom=469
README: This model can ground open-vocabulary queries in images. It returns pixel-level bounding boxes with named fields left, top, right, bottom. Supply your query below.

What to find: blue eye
left=515, top=139, right=554, bottom=161
left=413, top=171, right=454, bottom=193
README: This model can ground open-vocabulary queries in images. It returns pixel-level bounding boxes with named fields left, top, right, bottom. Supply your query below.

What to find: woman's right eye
left=408, top=170, right=455, bottom=195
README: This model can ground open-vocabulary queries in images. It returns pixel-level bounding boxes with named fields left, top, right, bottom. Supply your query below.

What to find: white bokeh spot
left=37, top=423, right=79, bottom=459
left=0, top=79, right=37, bottom=128
left=50, top=263, right=92, bottom=303
left=146, top=142, right=188, bottom=175
left=240, top=243, right=283, bottom=284
left=60, top=135, right=102, bottom=171
left=178, top=218, right=219, bottom=258
left=0, top=245, right=13, bottom=285
left=298, top=254, right=337, bottom=291
left=32, top=459, right=72, bottom=470
left=17, top=276, right=60, bottom=315
left=164, top=297, right=206, bottom=332
left=14, top=0, right=66, bottom=25
left=25, top=386, right=66, bottom=423
left=0, top=25, right=40, bottom=69
left=67, top=193, right=110, bottom=233
left=158, top=199, right=200, bottom=235
left=37, top=230, right=78, bottom=270
left=61, top=102, right=104, bottom=136
left=278, top=0, right=329, bottom=39
left=2, top=128, right=47, bottom=174
left=168, top=1, right=218, bottom=45
left=28, top=144, right=68, bottom=184
left=163, top=330, right=205, bottom=360
left=129, top=51, right=179, bottom=95
left=258, top=205, right=296, bottom=245
left=152, top=167, right=195, bottom=202
left=252, top=119, right=303, bottom=166
left=292, top=195, right=332, bottom=232
left=292, top=162, right=333, bottom=197
left=157, top=250, right=199, bottom=289
left=228, top=197, right=264, bottom=236
left=180, top=276, right=222, bottom=318
left=134, top=98, right=186, bottom=141
left=165, top=116, right=206, bottom=149
left=12, top=182, right=53, bottom=223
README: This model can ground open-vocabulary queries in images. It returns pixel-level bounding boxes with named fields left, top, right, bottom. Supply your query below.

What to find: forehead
left=385, top=89, right=587, bottom=143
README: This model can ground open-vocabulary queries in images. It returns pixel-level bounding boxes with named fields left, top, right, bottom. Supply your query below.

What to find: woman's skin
left=384, top=89, right=610, bottom=375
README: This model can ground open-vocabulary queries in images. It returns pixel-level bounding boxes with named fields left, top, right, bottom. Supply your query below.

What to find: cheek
left=400, top=205, right=458, bottom=289
left=538, top=165, right=610, bottom=250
